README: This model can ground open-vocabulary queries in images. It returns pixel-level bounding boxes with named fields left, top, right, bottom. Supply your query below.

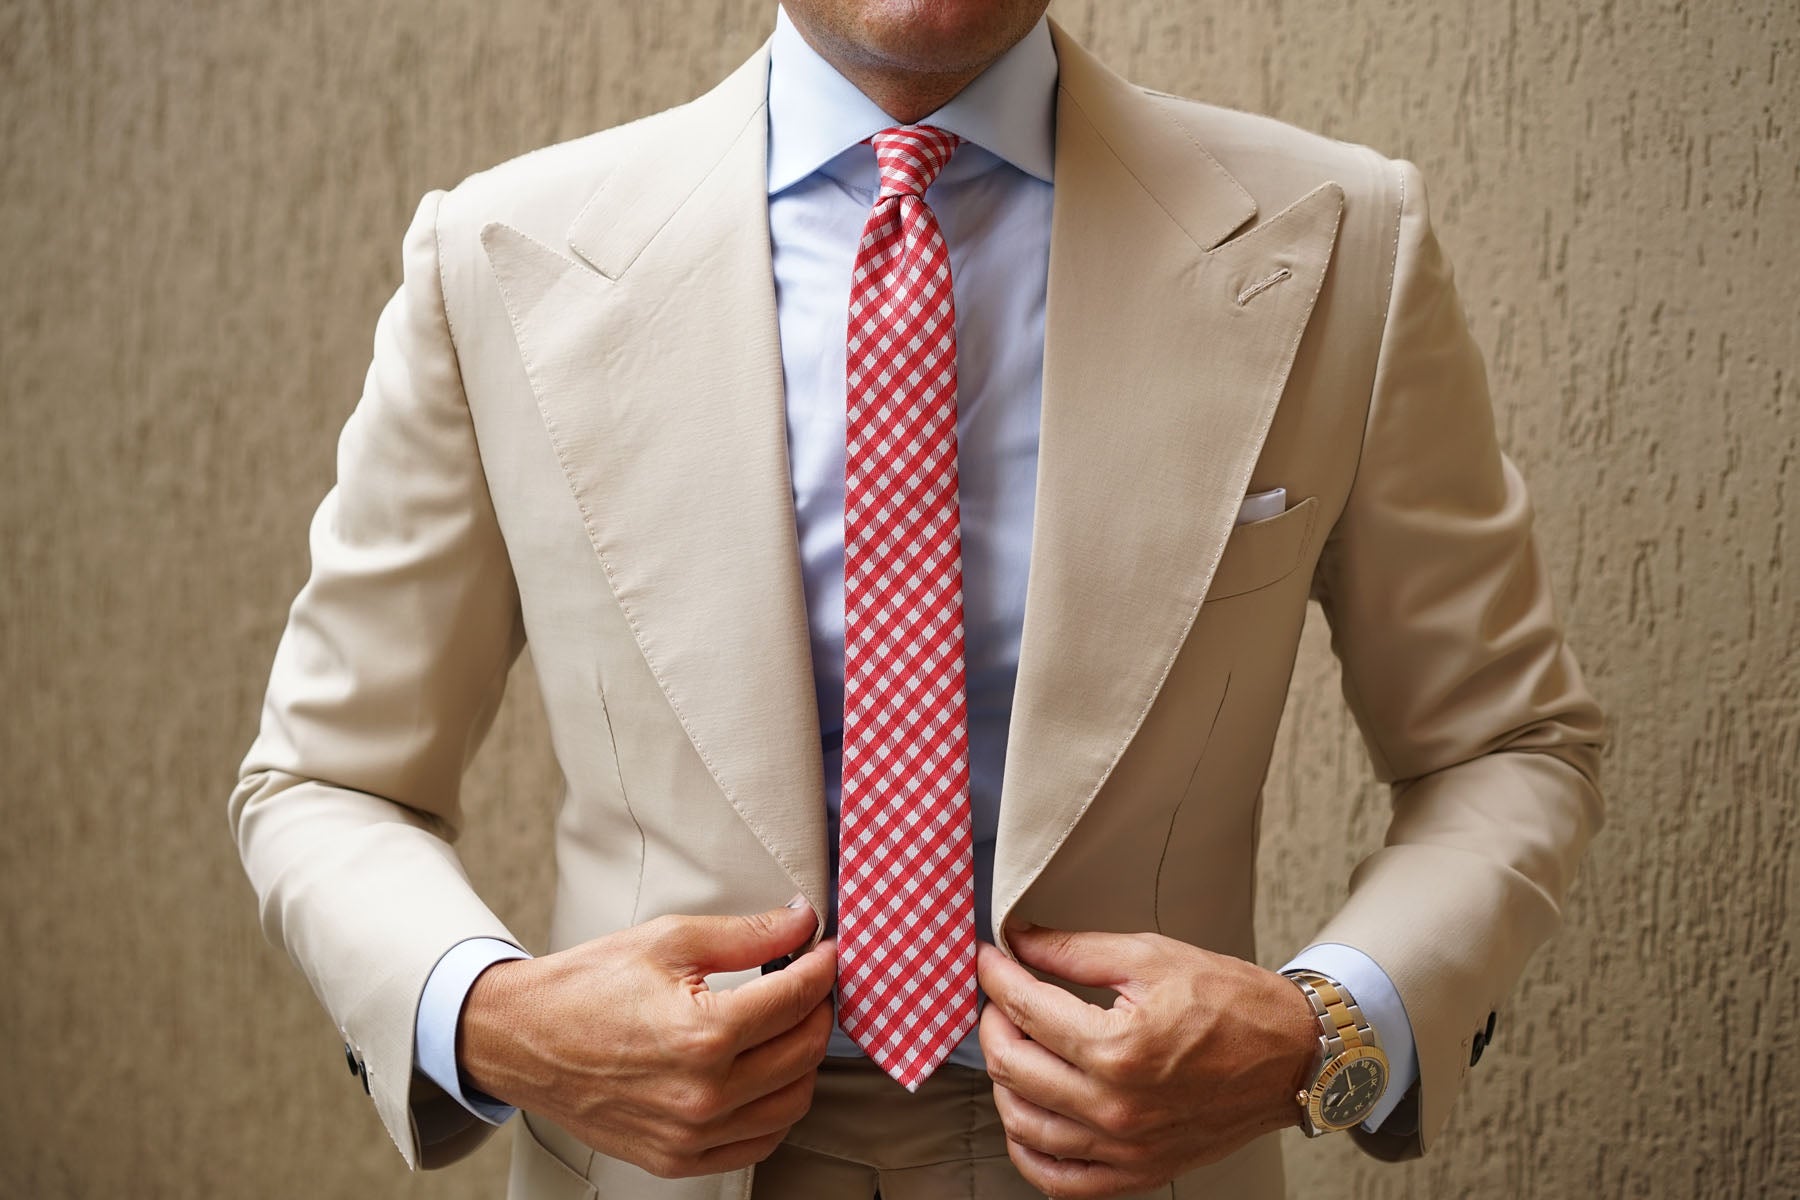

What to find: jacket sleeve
left=228, top=190, right=526, bottom=1169
left=1304, top=158, right=1606, bottom=1158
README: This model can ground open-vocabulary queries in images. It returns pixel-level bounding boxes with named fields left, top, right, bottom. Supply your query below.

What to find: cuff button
left=1469, top=1013, right=1498, bottom=1067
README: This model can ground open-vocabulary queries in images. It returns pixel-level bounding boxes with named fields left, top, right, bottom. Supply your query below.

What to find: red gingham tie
left=837, top=125, right=977, bottom=1092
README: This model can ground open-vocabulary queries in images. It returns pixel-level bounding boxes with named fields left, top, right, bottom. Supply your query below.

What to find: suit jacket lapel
left=481, top=47, right=832, bottom=913
left=992, top=26, right=1346, bottom=944
left=475, top=29, right=1343, bottom=936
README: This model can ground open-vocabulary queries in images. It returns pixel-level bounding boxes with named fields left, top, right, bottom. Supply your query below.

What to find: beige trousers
left=509, top=1055, right=1284, bottom=1198
left=751, top=1057, right=1038, bottom=1199
left=750, top=1056, right=1177, bottom=1200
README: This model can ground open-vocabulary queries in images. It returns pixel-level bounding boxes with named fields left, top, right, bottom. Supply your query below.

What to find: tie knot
left=869, top=126, right=962, bottom=200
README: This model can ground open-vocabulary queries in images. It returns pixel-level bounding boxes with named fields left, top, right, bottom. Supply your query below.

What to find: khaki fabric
left=506, top=1058, right=1286, bottom=1200
left=228, top=17, right=1604, bottom=1198
left=753, top=1058, right=1284, bottom=1200
left=756, top=1059, right=1075, bottom=1200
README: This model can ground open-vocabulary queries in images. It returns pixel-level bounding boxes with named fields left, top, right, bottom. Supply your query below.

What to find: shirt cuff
left=1281, top=943, right=1419, bottom=1134
left=416, top=937, right=532, bottom=1127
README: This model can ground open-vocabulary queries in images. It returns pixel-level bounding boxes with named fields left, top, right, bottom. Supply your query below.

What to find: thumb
left=1008, top=925, right=1162, bottom=996
left=648, top=895, right=819, bottom=976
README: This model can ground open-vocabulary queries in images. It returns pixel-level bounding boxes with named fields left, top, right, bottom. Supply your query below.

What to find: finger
left=646, top=1117, right=797, bottom=1180
left=649, top=900, right=820, bottom=976
left=980, top=1000, right=1112, bottom=1129
left=669, top=1071, right=818, bottom=1178
left=706, top=937, right=837, bottom=1054
left=685, top=1126, right=794, bottom=1177
left=1008, top=926, right=1163, bottom=994
left=977, top=942, right=1112, bottom=1067
left=721, top=995, right=834, bottom=1108
left=700, top=1063, right=819, bottom=1146
left=1005, top=1136, right=1153, bottom=1200
left=992, top=1082, right=1127, bottom=1166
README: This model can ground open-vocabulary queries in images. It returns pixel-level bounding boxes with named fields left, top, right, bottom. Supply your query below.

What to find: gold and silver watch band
left=1286, top=969, right=1381, bottom=1060
left=1283, top=968, right=1389, bottom=1136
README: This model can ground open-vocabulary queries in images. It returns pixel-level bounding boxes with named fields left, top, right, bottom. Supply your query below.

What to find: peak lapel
left=481, top=48, right=830, bottom=910
left=993, top=28, right=1346, bottom=943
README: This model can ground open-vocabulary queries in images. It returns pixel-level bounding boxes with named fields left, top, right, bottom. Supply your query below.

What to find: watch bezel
left=1301, top=1043, right=1390, bottom=1132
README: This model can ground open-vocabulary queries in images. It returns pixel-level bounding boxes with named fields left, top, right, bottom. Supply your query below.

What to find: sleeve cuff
left=1281, top=942, right=1419, bottom=1134
left=416, top=937, right=532, bottom=1128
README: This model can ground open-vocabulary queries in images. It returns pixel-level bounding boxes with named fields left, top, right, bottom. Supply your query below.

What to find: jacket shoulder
left=1144, top=89, right=1404, bottom=247
left=431, top=102, right=682, bottom=250
left=430, top=44, right=767, bottom=267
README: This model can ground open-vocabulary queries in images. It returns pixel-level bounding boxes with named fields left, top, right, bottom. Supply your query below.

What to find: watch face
left=1319, top=1056, right=1388, bottom=1128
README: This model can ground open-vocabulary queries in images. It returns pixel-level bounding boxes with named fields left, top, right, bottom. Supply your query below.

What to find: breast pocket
left=1203, top=495, right=1319, bottom=602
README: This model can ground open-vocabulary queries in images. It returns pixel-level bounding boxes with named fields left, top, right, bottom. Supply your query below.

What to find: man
left=230, top=0, right=1605, bottom=1196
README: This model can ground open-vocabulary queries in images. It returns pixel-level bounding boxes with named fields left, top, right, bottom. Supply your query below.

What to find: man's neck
left=829, top=65, right=988, bottom=125
left=780, top=10, right=1032, bottom=125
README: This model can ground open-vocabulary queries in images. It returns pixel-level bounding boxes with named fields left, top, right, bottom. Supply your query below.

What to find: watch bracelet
left=1284, top=968, right=1381, bottom=1058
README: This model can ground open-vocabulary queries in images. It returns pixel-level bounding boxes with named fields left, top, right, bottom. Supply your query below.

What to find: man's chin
left=789, top=0, right=1049, bottom=80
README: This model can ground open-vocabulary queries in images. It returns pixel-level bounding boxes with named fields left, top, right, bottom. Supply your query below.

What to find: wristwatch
left=1282, top=968, right=1390, bottom=1136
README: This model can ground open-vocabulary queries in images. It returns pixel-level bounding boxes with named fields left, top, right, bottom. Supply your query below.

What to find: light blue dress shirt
left=415, top=4, right=1417, bottom=1140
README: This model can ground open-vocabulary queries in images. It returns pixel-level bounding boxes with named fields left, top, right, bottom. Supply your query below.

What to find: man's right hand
left=457, top=899, right=836, bottom=1179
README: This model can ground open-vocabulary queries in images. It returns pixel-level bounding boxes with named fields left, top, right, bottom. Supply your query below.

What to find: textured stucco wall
left=1, top=0, right=1794, bottom=1196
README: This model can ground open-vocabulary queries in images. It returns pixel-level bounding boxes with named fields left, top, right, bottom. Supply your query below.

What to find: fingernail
left=786, top=892, right=809, bottom=910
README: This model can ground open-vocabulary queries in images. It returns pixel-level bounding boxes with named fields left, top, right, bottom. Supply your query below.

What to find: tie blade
left=843, top=970, right=979, bottom=1091
left=838, top=927, right=977, bottom=1089
left=840, top=122, right=975, bottom=1096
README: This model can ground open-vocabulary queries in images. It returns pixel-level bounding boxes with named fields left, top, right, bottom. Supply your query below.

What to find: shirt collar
left=766, top=5, right=1057, bottom=196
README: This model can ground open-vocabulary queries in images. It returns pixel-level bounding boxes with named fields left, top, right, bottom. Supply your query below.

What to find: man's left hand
left=976, top=927, right=1320, bottom=1199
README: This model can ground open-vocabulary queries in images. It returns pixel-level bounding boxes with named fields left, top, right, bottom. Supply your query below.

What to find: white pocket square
left=1236, top=487, right=1287, bottom=525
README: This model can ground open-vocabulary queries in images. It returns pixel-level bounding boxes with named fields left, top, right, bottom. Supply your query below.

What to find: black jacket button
left=1469, top=1012, right=1499, bottom=1067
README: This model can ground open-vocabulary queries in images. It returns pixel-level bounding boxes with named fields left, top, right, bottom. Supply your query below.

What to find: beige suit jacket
left=231, top=21, right=1604, bottom=1199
